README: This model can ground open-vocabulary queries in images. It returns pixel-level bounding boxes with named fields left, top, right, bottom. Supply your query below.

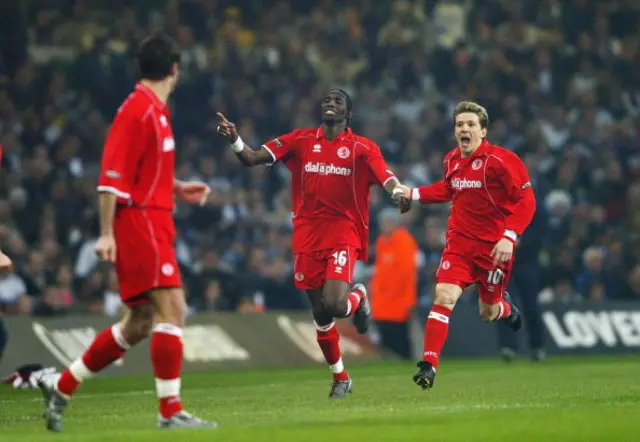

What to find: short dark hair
left=136, top=33, right=181, bottom=81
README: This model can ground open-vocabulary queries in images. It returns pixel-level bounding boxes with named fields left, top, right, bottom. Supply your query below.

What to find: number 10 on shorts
left=487, top=269, right=504, bottom=285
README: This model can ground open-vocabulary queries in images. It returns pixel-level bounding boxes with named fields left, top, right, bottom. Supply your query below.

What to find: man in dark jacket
left=496, top=194, right=548, bottom=361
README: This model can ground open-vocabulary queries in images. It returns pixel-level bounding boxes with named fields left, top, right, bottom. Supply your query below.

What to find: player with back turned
left=37, top=34, right=216, bottom=431
left=217, top=89, right=411, bottom=398
left=393, top=101, right=536, bottom=390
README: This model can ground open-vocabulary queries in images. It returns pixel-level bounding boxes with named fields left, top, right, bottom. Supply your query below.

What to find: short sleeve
left=97, top=110, right=144, bottom=199
left=262, top=130, right=301, bottom=165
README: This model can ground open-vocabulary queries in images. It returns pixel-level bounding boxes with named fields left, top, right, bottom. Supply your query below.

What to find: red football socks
left=344, top=288, right=364, bottom=317
left=497, top=298, right=512, bottom=319
left=316, top=322, right=349, bottom=381
left=57, top=325, right=129, bottom=397
left=422, top=305, right=452, bottom=369
left=151, top=323, right=184, bottom=419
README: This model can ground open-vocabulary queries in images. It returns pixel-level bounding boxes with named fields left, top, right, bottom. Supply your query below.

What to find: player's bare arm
left=96, top=191, right=117, bottom=262
left=216, top=112, right=273, bottom=166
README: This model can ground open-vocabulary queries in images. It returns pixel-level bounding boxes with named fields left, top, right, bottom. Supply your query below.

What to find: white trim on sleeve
left=96, top=186, right=131, bottom=200
left=261, top=144, right=277, bottom=166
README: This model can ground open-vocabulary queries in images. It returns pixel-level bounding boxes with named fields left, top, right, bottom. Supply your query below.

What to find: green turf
left=1, top=355, right=639, bottom=441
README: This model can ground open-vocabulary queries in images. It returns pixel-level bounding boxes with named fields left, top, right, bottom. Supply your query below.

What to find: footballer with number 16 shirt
left=217, top=89, right=411, bottom=398
left=394, top=101, right=536, bottom=391
left=37, top=34, right=216, bottom=431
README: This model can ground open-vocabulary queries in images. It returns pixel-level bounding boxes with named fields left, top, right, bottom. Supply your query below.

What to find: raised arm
left=216, top=112, right=277, bottom=167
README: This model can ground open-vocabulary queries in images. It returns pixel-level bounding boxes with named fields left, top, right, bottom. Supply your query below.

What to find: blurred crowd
left=0, top=0, right=640, bottom=318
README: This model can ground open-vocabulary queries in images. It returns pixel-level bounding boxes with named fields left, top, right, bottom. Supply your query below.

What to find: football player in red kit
left=393, top=101, right=536, bottom=390
left=217, top=89, right=410, bottom=398
left=38, top=34, right=216, bottom=431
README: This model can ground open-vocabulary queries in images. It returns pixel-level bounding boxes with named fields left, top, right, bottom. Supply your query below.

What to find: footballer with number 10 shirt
left=393, top=101, right=536, bottom=390
left=217, top=89, right=411, bottom=398
left=37, top=34, right=216, bottom=431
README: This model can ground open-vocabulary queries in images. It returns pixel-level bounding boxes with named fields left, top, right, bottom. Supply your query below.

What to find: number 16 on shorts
left=327, top=247, right=357, bottom=283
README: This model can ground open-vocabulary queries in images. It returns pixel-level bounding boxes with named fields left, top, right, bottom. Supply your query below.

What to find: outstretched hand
left=392, top=185, right=412, bottom=214
left=216, top=112, right=239, bottom=143
left=175, top=180, right=211, bottom=206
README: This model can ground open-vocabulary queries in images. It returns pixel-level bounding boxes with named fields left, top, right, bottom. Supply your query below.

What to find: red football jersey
left=413, top=139, right=536, bottom=243
left=263, top=127, right=396, bottom=261
left=97, top=83, right=175, bottom=210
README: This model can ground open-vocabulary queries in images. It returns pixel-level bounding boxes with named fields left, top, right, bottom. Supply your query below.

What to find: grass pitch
left=1, top=356, right=639, bottom=441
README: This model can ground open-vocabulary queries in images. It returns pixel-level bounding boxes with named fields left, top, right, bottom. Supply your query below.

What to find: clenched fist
left=392, top=185, right=412, bottom=214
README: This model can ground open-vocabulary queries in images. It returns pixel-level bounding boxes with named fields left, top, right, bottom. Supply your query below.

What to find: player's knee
left=433, top=284, right=461, bottom=309
left=479, top=303, right=500, bottom=321
left=150, top=288, right=186, bottom=327
left=121, top=304, right=155, bottom=343
left=317, top=296, right=343, bottom=318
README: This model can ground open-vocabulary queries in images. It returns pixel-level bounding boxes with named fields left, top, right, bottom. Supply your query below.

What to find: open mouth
left=460, top=136, right=471, bottom=146
left=324, top=109, right=337, bottom=116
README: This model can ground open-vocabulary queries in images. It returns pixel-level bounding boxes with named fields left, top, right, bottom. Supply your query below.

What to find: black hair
left=329, top=88, right=353, bottom=125
left=136, top=33, right=181, bottom=81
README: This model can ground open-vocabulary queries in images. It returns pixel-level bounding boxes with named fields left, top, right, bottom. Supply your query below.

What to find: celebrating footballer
left=393, top=101, right=536, bottom=390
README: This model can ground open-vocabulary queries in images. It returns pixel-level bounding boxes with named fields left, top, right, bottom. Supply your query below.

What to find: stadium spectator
left=370, top=208, right=418, bottom=359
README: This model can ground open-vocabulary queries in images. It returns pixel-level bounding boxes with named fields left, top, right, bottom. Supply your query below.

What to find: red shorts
left=436, top=231, right=513, bottom=304
left=293, top=246, right=359, bottom=290
left=113, top=208, right=182, bottom=305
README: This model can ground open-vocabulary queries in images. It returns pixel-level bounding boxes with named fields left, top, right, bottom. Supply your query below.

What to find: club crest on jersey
left=295, top=273, right=305, bottom=281
left=472, top=159, right=483, bottom=170
left=161, top=263, right=175, bottom=276
left=337, top=146, right=350, bottom=159
left=441, top=261, right=451, bottom=270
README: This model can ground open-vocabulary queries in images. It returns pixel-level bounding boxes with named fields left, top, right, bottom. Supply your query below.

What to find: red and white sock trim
left=152, top=323, right=183, bottom=338
left=329, top=358, right=344, bottom=374
left=155, top=378, right=181, bottom=398
left=314, top=321, right=336, bottom=332
left=111, top=324, right=131, bottom=350
left=428, top=311, right=450, bottom=324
